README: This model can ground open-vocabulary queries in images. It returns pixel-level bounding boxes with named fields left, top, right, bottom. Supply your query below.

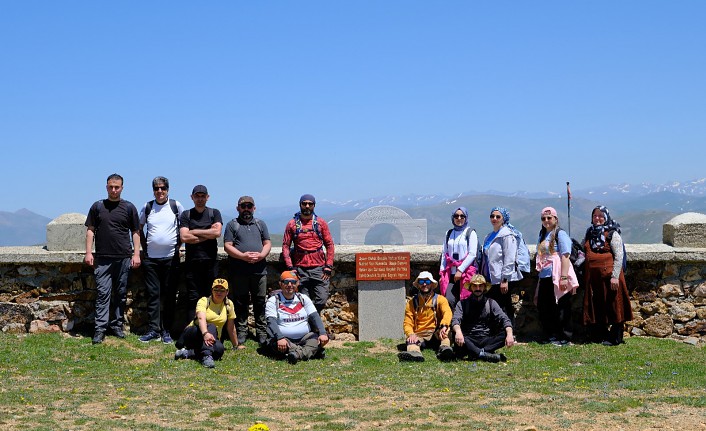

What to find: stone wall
left=1, top=213, right=705, bottom=345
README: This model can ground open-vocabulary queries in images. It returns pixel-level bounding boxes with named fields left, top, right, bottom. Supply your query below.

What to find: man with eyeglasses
left=223, top=196, right=271, bottom=347
left=84, top=173, right=141, bottom=344
left=137, top=176, right=185, bottom=344
left=179, top=185, right=223, bottom=324
left=399, top=271, right=454, bottom=362
left=281, top=194, right=335, bottom=313
left=265, top=271, right=329, bottom=364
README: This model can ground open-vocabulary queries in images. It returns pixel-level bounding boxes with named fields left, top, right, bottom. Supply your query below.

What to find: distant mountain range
left=4, top=179, right=706, bottom=246
left=0, top=209, right=52, bottom=246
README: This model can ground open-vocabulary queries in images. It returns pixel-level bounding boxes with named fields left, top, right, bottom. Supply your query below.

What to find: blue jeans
left=94, top=257, right=131, bottom=332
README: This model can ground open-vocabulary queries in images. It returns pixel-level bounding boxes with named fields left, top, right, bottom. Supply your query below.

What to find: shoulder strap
left=145, top=200, right=155, bottom=218
left=208, top=207, right=214, bottom=223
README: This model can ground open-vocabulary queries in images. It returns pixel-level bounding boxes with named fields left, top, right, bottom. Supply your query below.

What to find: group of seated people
left=399, top=271, right=514, bottom=363
left=174, top=271, right=329, bottom=368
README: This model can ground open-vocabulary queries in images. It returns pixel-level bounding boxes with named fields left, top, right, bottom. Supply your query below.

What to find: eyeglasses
left=301, top=201, right=315, bottom=207
left=281, top=279, right=298, bottom=285
left=453, top=214, right=466, bottom=219
left=489, top=215, right=503, bottom=220
left=417, top=279, right=432, bottom=285
left=541, top=216, right=554, bottom=221
left=153, top=186, right=168, bottom=191
left=239, top=203, right=254, bottom=209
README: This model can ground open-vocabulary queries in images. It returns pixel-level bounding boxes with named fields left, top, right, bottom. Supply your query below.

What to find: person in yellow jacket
left=399, top=271, right=454, bottom=362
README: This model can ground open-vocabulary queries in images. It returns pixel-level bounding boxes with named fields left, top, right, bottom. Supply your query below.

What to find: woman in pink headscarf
left=535, top=206, right=579, bottom=345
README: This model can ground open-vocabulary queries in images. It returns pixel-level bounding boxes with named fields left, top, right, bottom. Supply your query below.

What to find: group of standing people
left=401, top=203, right=632, bottom=362
left=84, top=173, right=333, bottom=368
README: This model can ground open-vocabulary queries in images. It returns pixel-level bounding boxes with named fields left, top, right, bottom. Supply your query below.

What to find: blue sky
left=2, top=1, right=705, bottom=219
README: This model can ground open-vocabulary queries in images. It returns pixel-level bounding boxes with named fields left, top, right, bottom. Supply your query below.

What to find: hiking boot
left=174, top=348, right=193, bottom=360
left=111, top=327, right=126, bottom=339
left=161, top=330, right=173, bottom=344
left=398, top=351, right=425, bottom=362
left=436, top=346, right=455, bottom=362
left=287, top=351, right=299, bottom=365
left=92, top=331, right=105, bottom=345
left=139, top=330, right=160, bottom=343
left=480, top=352, right=502, bottom=363
left=499, top=353, right=507, bottom=362
left=313, top=348, right=326, bottom=360
left=201, top=355, right=216, bottom=368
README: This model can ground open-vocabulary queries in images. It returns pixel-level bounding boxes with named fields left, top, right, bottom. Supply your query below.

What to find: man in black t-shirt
left=84, top=173, right=141, bottom=344
left=179, top=185, right=223, bottom=323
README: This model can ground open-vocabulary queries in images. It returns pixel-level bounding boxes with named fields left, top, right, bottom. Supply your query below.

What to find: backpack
left=270, top=290, right=307, bottom=320
left=444, top=227, right=482, bottom=270
left=412, top=293, right=440, bottom=327
left=513, top=230, right=531, bottom=274
left=143, top=199, right=181, bottom=252
left=293, top=212, right=323, bottom=241
left=186, top=207, right=215, bottom=229
left=229, top=218, right=266, bottom=240
left=549, top=229, right=586, bottom=279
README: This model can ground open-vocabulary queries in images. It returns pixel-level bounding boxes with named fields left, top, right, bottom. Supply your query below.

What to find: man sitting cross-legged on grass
left=399, top=271, right=455, bottom=362
left=265, top=270, right=329, bottom=364
left=452, top=274, right=515, bottom=363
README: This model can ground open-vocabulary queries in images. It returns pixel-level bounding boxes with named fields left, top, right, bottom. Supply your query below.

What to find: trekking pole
left=566, top=181, right=571, bottom=237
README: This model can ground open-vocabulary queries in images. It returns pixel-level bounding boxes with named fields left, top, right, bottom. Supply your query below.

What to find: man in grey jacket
left=452, top=274, right=515, bottom=363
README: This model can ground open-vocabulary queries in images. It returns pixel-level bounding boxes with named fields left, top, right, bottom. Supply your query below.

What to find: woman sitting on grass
left=174, top=278, right=238, bottom=368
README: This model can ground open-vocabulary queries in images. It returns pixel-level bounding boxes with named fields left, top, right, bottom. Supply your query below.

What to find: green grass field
left=0, top=333, right=704, bottom=431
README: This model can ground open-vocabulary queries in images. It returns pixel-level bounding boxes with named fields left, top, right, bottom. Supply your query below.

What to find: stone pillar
left=663, top=212, right=706, bottom=247
left=46, top=213, right=87, bottom=251
left=357, top=280, right=406, bottom=341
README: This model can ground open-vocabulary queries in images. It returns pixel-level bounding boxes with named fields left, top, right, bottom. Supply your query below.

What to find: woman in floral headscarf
left=439, top=207, right=478, bottom=311
left=480, top=207, right=523, bottom=325
left=582, top=206, right=632, bottom=345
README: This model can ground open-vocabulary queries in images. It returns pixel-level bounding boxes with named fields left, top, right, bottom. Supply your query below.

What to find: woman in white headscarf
left=439, top=207, right=478, bottom=311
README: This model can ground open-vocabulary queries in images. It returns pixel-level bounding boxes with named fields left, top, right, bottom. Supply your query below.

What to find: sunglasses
left=153, top=186, right=168, bottom=191
left=453, top=214, right=466, bottom=219
left=417, top=279, right=432, bottom=286
left=212, top=288, right=227, bottom=293
left=541, top=216, right=554, bottom=221
left=281, top=279, right=298, bottom=285
left=301, top=201, right=315, bottom=207
left=239, top=203, right=254, bottom=209
left=489, top=214, right=503, bottom=220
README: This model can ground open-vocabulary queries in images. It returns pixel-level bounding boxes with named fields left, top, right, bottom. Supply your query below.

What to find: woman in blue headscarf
left=582, top=205, right=632, bottom=345
left=481, top=207, right=524, bottom=325
left=439, top=207, right=478, bottom=311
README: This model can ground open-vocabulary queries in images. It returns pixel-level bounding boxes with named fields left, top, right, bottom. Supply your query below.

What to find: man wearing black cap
left=223, top=195, right=272, bottom=347
left=281, top=194, right=335, bottom=313
left=179, top=185, right=223, bottom=324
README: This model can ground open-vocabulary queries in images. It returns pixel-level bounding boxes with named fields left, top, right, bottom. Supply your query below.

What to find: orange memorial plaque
left=355, top=252, right=411, bottom=281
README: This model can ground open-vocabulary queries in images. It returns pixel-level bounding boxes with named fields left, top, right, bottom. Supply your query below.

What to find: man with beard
left=179, top=185, right=223, bottom=324
left=281, top=194, right=335, bottom=313
left=452, top=274, right=515, bottom=363
left=398, top=271, right=454, bottom=362
left=223, top=196, right=271, bottom=347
